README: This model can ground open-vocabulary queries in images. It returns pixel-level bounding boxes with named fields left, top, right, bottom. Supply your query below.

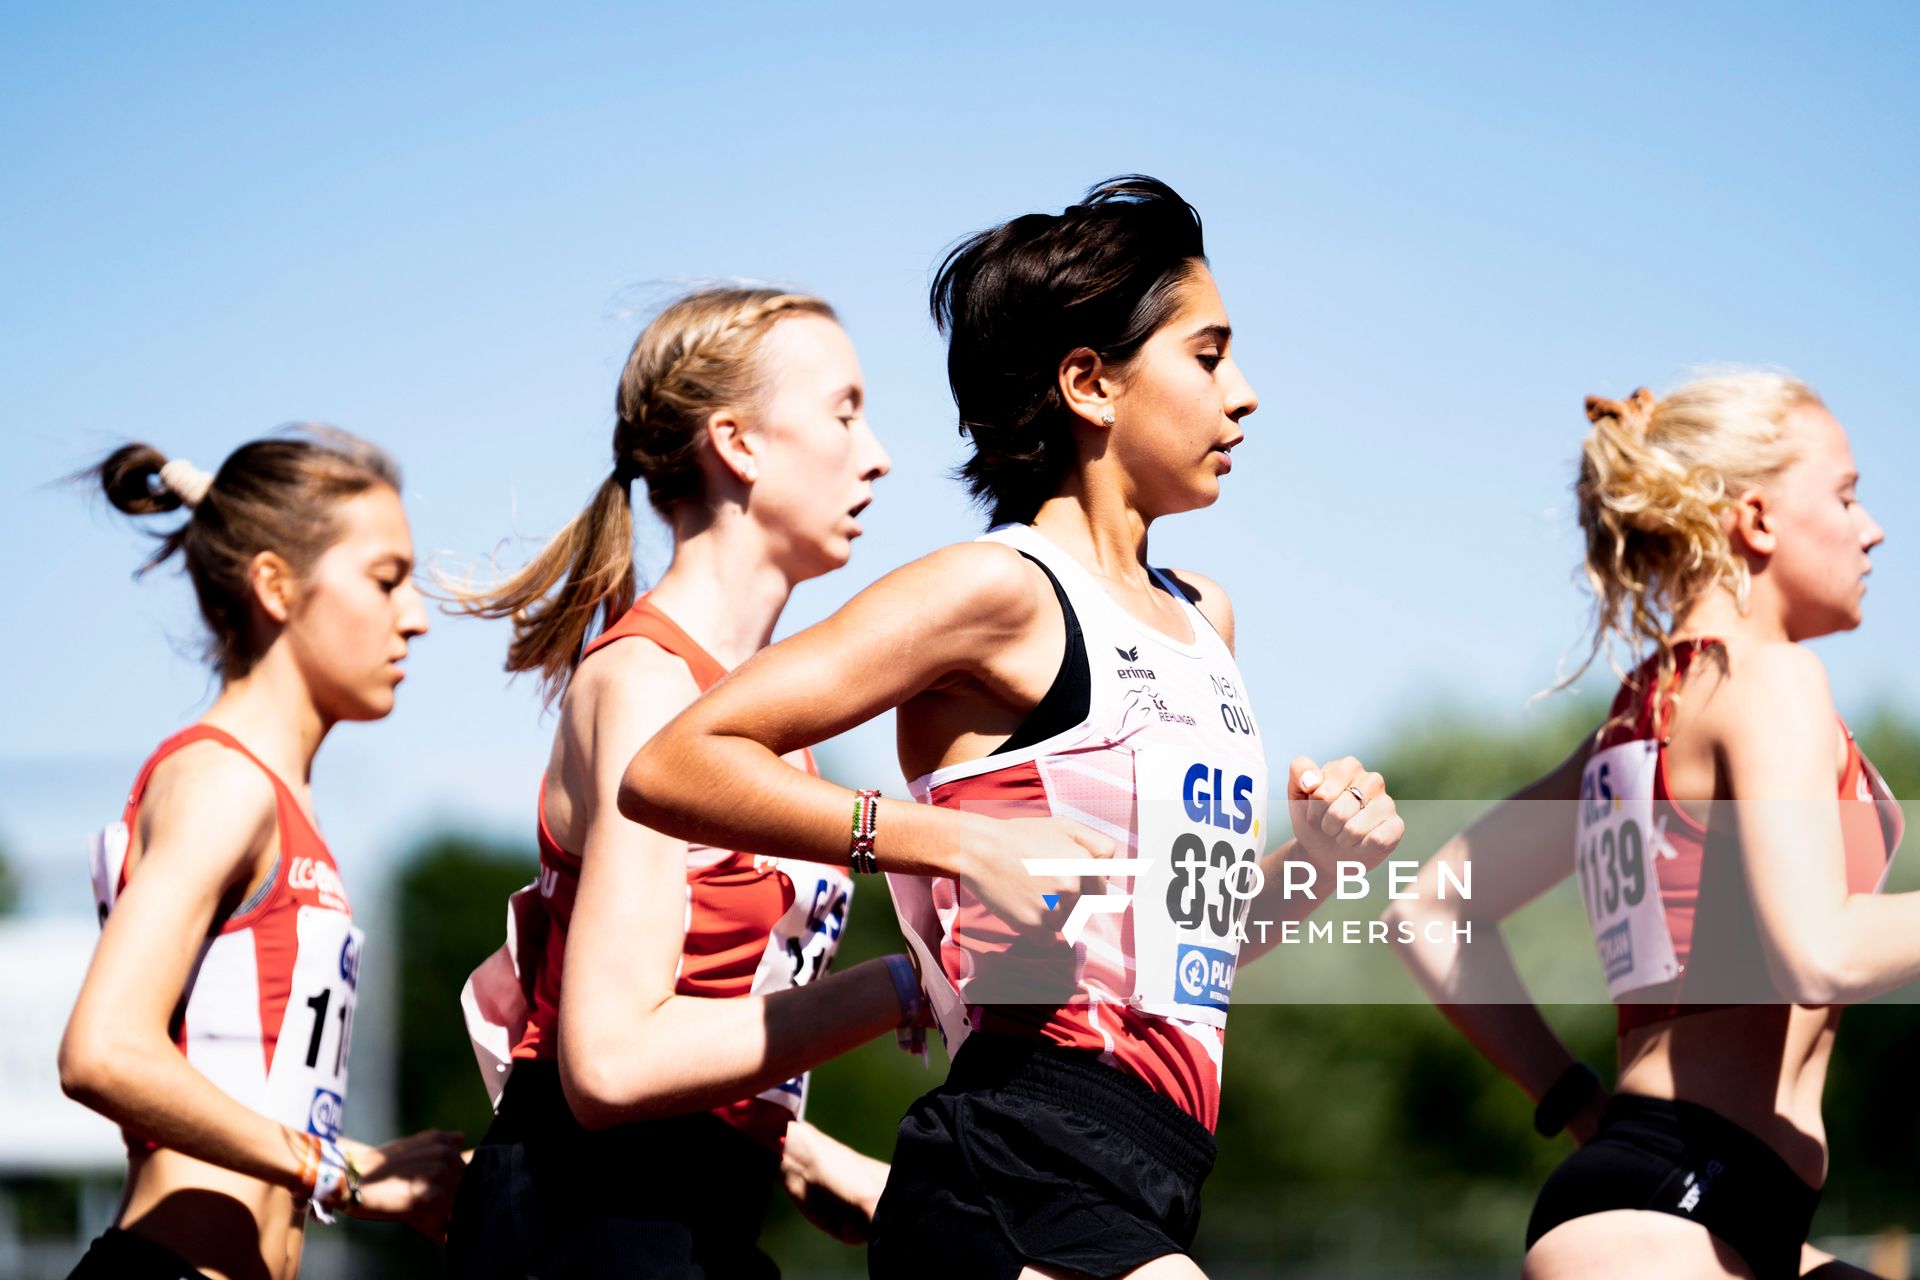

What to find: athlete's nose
left=1223, top=357, right=1257, bottom=422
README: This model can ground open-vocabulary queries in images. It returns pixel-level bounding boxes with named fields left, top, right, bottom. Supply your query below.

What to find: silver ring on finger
left=1344, top=784, right=1368, bottom=807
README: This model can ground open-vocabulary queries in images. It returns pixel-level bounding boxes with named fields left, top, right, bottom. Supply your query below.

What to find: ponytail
left=445, top=471, right=637, bottom=704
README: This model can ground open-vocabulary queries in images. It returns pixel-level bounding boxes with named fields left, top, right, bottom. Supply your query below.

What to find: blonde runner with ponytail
left=446, top=286, right=836, bottom=702
left=445, top=282, right=910, bottom=1279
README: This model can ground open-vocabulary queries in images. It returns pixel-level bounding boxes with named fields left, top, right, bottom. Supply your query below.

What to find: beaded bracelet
left=849, top=789, right=880, bottom=874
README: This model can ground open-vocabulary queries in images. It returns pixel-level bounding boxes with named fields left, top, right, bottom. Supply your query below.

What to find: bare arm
left=60, top=748, right=340, bottom=1189
left=620, top=544, right=1116, bottom=934
left=59, top=745, right=465, bottom=1223
left=1724, top=645, right=1920, bottom=1005
left=558, top=644, right=909, bottom=1130
left=1384, top=739, right=1606, bottom=1134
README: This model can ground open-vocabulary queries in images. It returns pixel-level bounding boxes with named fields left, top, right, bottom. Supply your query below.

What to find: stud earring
left=1100, top=411, right=1116, bottom=427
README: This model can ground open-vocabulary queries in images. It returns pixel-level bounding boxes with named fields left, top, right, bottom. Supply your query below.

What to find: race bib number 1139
left=1576, top=740, right=1679, bottom=999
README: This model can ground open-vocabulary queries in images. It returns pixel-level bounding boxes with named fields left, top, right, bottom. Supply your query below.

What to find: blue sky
left=5, top=2, right=1918, bottom=913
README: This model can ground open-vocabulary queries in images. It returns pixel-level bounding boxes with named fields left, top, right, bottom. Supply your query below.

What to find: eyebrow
left=1189, top=324, right=1232, bottom=346
left=833, top=383, right=863, bottom=411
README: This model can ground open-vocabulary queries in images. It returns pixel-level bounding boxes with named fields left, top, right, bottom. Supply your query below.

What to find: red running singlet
left=89, top=726, right=364, bottom=1152
left=1577, top=640, right=1903, bottom=1034
left=493, top=597, right=852, bottom=1150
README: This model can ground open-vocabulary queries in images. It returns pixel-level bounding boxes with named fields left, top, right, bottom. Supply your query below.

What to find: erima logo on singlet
left=1114, top=646, right=1157, bottom=680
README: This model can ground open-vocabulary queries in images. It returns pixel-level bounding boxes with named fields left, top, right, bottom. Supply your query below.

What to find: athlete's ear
left=248, top=550, right=299, bottom=624
left=1058, top=348, right=1117, bottom=431
left=1729, top=488, right=1776, bottom=559
left=706, top=409, right=759, bottom=485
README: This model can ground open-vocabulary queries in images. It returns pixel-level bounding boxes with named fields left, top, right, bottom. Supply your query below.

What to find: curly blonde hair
left=1570, top=370, right=1822, bottom=697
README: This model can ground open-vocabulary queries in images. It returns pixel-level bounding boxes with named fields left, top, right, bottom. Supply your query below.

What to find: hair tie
left=158, top=458, right=215, bottom=508
left=1585, top=387, right=1658, bottom=434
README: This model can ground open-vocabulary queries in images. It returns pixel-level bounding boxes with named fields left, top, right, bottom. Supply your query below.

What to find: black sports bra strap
left=994, top=553, right=1092, bottom=756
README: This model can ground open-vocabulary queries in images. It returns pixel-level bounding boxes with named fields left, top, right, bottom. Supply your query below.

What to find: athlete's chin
left=791, top=539, right=854, bottom=584
left=1173, top=479, right=1223, bottom=514
left=333, top=685, right=400, bottom=722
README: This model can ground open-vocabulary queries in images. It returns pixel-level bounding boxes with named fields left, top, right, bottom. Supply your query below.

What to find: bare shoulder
left=1708, top=640, right=1842, bottom=780
left=134, top=740, right=278, bottom=880
left=563, top=636, right=705, bottom=750
left=864, top=541, right=1051, bottom=641
left=1162, top=568, right=1235, bottom=650
left=1718, top=641, right=1835, bottom=725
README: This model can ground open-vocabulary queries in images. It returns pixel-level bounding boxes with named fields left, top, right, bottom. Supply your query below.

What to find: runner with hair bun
left=61, top=429, right=466, bottom=1280
left=444, top=285, right=926, bottom=1279
left=623, top=178, right=1404, bottom=1279
left=1390, top=374, right=1912, bottom=1280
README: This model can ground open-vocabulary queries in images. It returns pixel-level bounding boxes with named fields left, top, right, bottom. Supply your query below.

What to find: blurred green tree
left=0, top=836, right=19, bottom=916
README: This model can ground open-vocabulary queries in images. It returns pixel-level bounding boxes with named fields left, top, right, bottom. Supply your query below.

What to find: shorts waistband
left=1601, top=1093, right=1817, bottom=1194
left=947, top=1032, right=1217, bottom=1184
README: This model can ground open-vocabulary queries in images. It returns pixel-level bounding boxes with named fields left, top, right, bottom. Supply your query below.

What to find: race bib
left=89, top=822, right=130, bottom=924
left=265, top=907, right=364, bottom=1139
left=1862, top=758, right=1905, bottom=888
left=885, top=872, right=972, bottom=1053
left=745, top=861, right=852, bottom=1117
left=1130, top=746, right=1266, bottom=1028
left=1576, top=740, right=1680, bottom=999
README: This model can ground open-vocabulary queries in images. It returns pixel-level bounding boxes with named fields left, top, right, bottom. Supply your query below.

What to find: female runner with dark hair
left=1389, top=375, right=1910, bottom=1279
left=444, top=285, right=935, bottom=1279
left=60, top=429, right=466, bottom=1279
left=622, top=178, right=1404, bottom=1279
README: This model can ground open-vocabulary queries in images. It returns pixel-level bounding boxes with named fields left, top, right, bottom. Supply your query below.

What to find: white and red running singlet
left=890, top=523, right=1268, bottom=1131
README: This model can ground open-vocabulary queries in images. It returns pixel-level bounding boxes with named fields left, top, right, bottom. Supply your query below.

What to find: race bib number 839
left=1132, top=746, right=1266, bottom=1027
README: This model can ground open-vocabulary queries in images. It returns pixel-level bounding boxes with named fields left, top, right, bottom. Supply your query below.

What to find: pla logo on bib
left=1596, top=919, right=1634, bottom=982
left=1175, top=943, right=1235, bottom=1010
left=307, top=1087, right=344, bottom=1139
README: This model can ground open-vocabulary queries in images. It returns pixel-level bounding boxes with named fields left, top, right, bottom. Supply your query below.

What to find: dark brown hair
left=92, top=427, right=402, bottom=679
left=931, top=175, right=1208, bottom=525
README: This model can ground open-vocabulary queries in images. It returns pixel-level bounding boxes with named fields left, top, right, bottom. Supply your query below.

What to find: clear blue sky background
left=6, top=2, right=1918, bottom=915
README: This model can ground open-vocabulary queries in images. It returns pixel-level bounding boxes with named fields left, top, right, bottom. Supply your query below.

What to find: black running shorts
left=69, top=1228, right=212, bottom=1280
left=1527, top=1093, right=1822, bottom=1280
left=445, top=1059, right=781, bottom=1280
left=868, top=1031, right=1217, bottom=1279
